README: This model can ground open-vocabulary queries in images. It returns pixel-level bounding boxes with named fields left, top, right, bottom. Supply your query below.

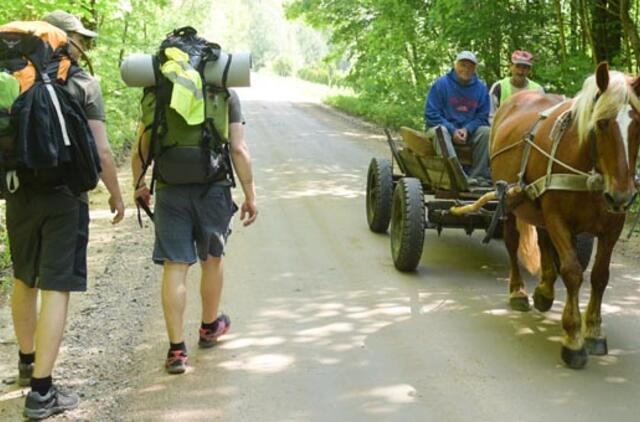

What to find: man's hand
left=453, top=128, right=468, bottom=144
left=133, top=185, right=152, bottom=207
left=109, top=195, right=125, bottom=224
left=240, top=199, right=258, bottom=227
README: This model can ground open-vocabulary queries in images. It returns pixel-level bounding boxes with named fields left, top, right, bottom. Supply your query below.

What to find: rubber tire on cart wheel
left=390, top=177, right=425, bottom=272
left=366, top=158, right=393, bottom=233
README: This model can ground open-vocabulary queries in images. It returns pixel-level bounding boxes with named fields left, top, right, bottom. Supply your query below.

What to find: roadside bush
left=297, top=63, right=344, bottom=86
left=326, top=94, right=423, bottom=130
left=272, top=56, right=293, bottom=77
left=0, top=209, right=11, bottom=277
left=297, top=66, right=331, bottom=85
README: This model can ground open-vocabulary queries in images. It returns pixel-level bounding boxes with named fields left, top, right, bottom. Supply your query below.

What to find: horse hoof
left=532, top=288, right=553, bottom=312
left=585, top=337, right=608, bottom=356
left=509, top=296, right=530, bottom=312
left=561, top=346, right=588, bottom=369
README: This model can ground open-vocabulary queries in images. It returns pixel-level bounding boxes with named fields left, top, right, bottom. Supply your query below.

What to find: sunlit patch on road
left=218, top=353, right=295, bottom=373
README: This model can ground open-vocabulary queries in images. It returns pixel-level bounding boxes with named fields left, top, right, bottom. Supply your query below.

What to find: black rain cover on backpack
left=0, top=21, right=102, bottom=196
left=10, top=80, right=102, bottom=194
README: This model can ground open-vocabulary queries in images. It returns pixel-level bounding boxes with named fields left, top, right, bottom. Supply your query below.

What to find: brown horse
left=490, top=62, right=640, bottom=368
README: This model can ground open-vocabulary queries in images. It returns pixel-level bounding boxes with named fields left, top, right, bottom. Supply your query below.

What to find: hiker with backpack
left=130, top=27, right=257, bottom=374
left=0, top=11, right=124, bottom=419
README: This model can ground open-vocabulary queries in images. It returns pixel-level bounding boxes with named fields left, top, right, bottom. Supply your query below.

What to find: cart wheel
left=390, top=177, right=425, bottom=271
left=575, top=233, right=594, bottom=271
left=366, top=158, right=393, bottom=233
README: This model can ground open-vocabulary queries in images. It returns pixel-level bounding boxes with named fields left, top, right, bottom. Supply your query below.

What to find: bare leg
left=162, top=262, right=189, bottom=344
left=504, top=214, right=530, bottom=311
left=533, top=228, right=558, bottom=312
left=11, top=279, right=38, bottom=355
left=32, top=290, right=70, bottom=378
left=200, top=256, right=223, bottom=324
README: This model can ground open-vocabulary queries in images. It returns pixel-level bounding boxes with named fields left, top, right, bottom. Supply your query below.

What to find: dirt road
left=1, top=74, right=640, bottom=421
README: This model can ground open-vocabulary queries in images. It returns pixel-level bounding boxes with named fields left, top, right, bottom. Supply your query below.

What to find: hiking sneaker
left=18, top=362, right=33, bottom=387
left=165, top=349, right=188, bottom=374
left=23, top=385, right=79, bottom=420
left=198, top=314, right=231, bottom=348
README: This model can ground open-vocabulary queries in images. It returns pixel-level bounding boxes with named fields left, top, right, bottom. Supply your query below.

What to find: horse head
left=573, top=62, right=640, bottom=212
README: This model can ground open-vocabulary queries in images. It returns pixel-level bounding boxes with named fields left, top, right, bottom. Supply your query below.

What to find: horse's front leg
left=584, top=227, right=621, bottom=356
left=533, top=228, right=558, bottom=312
left=504, top=213, right=530, bottom=311
left=546, top=219, right=588, bottom=369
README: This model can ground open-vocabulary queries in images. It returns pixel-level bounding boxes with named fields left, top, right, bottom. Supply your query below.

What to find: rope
left=524, top=137, right=591, bottom=177
left=489, top=140, right=524, bottom=161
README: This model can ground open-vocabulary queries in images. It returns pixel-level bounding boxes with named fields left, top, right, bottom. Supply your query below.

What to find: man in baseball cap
left=12, top=9, right=125, bottom=420
left=424, top=50, right=491, bottom=186
left=42, top=10, right=97, bottom=38
left=43, top=10, right=97, bottom=61
left=456, top=50, right=478, bottom=65
left=489, top=50, right=544, bottom=121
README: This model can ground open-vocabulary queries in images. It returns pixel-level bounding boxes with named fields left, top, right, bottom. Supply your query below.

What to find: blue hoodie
left=424, top=68, right=490, bottom=135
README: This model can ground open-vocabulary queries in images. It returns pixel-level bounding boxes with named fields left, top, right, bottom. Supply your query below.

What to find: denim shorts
left=5, top=188, right=89, bottom=291
left=153, top=183, right=237, bottom=265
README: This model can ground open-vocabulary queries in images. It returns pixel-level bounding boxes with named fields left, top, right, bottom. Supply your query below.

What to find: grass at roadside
left=0, top=209, right=11, bottom=287
left=325, top=94, right=424, bottom=131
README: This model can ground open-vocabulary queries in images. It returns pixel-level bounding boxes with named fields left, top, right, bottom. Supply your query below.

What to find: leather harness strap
left=493, top=101, right=605, bottom=201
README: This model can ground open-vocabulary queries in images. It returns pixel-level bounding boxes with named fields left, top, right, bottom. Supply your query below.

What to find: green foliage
left=272, top=56, right=293, bottom=76
left=297, top=66, right=330, bottom=85
left=326, top=94, right=423, bottom=130
left=0, top=215, right=11, bottom=272
left=286, top=0, right=640, bottom=129
left=296, top=61, right=344, bottom=86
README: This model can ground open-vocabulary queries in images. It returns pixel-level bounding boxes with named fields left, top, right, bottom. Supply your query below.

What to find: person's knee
left=201, top=255, right=222, bottom=269
left=12, top=278, right=35, bottom=293
left=163, top=262, right=189, bottom=278
left=475, top=126, right=490, bottom=140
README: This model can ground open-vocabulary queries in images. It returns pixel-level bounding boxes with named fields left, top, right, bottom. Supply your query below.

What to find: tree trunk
left=620, top=0, right=640, bottom=69
left=554, top=0, right=568, bottom=65
left=119, top=16, right=130, bottom=64
left=590, top=0, right=622, bottom=63
left=579, top=0, right=597, bottom=64
left=570, top=0, right=580, bottom=53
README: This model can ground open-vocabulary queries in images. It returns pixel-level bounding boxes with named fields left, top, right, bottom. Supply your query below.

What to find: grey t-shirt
left=228, top=89, right=244, bottom=125
left=65, top=70, right=106, bottom=121
left=64, top=70, right=106, bottom=200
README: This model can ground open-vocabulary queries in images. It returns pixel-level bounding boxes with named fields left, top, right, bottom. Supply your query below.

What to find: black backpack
left=136, top=26, right=234, bottom=192
left=0, top=21, right=101, bottom=195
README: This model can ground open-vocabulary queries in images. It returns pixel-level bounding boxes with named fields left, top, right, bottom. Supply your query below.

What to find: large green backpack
left=137, top=27, right=233, bottom=189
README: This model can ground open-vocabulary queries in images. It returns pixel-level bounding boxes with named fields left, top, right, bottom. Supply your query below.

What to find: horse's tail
left=516, top=218, right=541, bottom=275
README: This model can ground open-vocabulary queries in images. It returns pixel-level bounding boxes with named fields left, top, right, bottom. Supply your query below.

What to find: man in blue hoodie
left=424, top=51, right=491, bottom=186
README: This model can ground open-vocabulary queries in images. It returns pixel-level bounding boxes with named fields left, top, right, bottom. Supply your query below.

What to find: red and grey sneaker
left=165, top=349, right=188, bottom=374
left=198, top=314, right=231, bottom=348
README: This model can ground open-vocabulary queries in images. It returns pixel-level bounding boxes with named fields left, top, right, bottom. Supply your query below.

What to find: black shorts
left=5, top=188, right=89, bottom=291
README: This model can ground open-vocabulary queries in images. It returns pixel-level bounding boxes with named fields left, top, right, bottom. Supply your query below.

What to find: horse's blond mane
left=570, top=71, right=640, bottom=144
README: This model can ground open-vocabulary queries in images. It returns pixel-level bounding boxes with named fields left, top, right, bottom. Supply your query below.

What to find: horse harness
left=491, top=100, right=604, bottom=202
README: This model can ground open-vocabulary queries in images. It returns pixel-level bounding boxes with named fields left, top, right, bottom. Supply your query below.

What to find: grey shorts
left=153, top=184, right=237, bottom=265
left=5, top=188, right=89, bottom=292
